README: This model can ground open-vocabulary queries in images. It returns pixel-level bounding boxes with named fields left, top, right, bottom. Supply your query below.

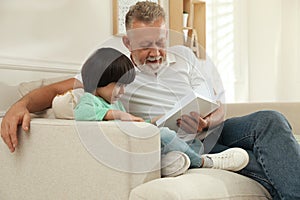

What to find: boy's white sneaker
left=161, top=151, right=191, bottom=177
left=202, top=148, right=249, bottom=172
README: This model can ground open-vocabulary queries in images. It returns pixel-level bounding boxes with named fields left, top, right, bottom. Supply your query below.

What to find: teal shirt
left=74, top=92, right=126, bottom=121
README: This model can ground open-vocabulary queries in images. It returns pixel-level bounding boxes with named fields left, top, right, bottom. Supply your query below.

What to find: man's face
left=124, top=18, right=168, bottom=74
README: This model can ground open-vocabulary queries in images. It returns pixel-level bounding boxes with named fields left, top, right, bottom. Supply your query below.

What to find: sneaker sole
left=161, top=151, right=191, bottom=177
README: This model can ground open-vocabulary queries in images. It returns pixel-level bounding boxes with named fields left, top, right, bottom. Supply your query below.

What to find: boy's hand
left=119, top=112, right=144, bottom=122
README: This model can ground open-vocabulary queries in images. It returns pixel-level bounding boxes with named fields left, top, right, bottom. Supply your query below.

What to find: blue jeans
left=160, top=127, right=204, bottom=167
left=209, top=111, right=300, bottom=200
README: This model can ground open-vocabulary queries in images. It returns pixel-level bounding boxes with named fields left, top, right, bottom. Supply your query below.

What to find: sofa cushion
left=129, top=168, right=271, bottom=200
left=18, top=75, right=74, bottom=97
left=17, top=76, right=75, bottom=119
left=52, top=88, right=84, bottom=119
left=0, top=82, right=19, bottom=113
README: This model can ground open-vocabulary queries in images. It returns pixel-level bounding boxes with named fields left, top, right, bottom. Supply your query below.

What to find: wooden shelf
left=183, top=27, right=193, bottom=30
left=192, top=0, right=206, bottom=4
left=169, top=0, right=206, bottom=59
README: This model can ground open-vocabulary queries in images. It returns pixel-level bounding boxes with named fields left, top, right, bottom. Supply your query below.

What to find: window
left=206, top=0, right=248, bottom=103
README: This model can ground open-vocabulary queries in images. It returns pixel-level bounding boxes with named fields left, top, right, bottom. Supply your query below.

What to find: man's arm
left=179, top=46, right=225, bottom=134
left=1, top=78, right=82, bottom=153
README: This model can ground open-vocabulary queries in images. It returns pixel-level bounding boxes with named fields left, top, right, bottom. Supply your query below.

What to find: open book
left=156, top=91, right=220, bottom=131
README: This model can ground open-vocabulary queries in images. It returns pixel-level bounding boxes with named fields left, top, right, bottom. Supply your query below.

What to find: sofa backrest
left=0, top=82, right=19, bottom=116
left=226, top=102, right=300, bottom=136
left=2, top=76, right=299, bottom=136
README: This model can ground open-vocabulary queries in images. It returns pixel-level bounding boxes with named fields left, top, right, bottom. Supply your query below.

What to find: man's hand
left=177, top=104, right=225, bottom=134
left=177, top=112, right=210, bottom=134
left=1, top=103, right=31, bottom=153
left=1, top=78, right=78, bottom=153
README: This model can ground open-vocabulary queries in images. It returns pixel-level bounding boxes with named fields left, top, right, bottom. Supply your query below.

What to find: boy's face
left=123, top=17, right=167, bottom=74
left=96, top=82, right=125, bottom=103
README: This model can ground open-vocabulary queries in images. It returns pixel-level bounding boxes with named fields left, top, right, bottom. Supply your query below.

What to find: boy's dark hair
left=81, top=48, right=135, bottom=93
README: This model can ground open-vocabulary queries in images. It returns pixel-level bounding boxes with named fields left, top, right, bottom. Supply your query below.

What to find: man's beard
left=136, top=56, right=167, bottom=75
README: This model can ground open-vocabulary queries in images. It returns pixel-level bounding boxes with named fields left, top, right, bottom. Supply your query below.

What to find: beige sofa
left=0, top=79, right=299, bottom=200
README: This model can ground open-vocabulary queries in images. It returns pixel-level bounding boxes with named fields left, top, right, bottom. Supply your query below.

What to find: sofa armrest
left=0, top=118, right=160, bottom=200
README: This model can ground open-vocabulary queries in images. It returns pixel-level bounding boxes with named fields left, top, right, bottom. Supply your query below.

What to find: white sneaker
left=202, top=148, right=249, bottom=172
left=161, top=151, right=191, bottom=177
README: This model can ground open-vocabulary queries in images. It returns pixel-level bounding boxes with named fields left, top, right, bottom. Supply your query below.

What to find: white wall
left=247, top=0, right=300, bottom=102
left=277, top=0, right=300, bottom=101
left=206, top=0, right=250, bottom=103
left=207, top=0, right=299, bottom=103
left=247, top=0, right=281, bottom=101
left=0, top=0, right=113, bottom=85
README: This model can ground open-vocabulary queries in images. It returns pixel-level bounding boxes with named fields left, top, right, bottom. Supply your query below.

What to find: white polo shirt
left=75, top=45, right=224, bottom=120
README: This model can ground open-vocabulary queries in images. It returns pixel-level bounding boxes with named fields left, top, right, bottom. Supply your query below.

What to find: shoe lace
left=209, top=153, right=235, bottom=169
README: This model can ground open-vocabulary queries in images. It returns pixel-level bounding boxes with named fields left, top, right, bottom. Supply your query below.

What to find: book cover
left=155, top=91, right=219, bottom=131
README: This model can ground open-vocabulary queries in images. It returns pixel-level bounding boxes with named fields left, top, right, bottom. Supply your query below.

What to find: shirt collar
left=166, top=52, right=176, bottom=64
